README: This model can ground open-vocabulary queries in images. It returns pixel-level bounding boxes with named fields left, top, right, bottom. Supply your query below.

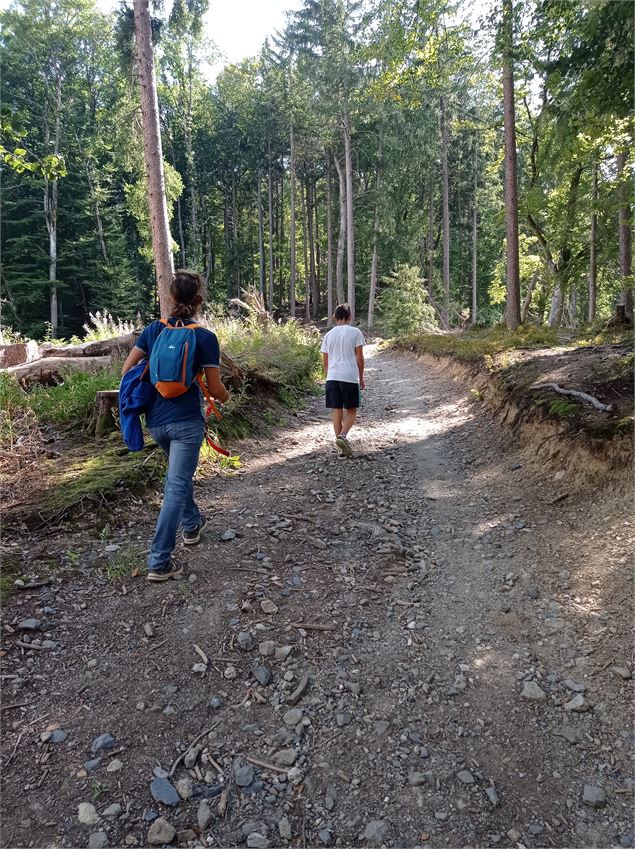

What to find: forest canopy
left=1, top=0, right=632, bottom=339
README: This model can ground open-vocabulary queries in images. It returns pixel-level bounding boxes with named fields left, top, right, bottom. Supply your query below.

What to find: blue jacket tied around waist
left=119, top=361, right=155, bottom=451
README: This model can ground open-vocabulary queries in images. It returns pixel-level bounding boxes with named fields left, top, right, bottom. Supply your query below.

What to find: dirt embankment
left=394, top=341, right=633, bottom=481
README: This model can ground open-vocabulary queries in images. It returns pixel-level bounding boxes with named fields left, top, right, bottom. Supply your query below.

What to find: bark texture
left=502, top=0, right=521, bottom=329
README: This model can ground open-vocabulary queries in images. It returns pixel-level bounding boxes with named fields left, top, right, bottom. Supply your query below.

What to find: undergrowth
left=393, top=324, right=559, bottom=362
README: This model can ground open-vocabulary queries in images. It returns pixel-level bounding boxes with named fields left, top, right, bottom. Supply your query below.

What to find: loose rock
left=583, top=784, right=606, bottom=808
left=148, top=817, right=176, bottom=845
left=521, top=681, right=546, bottom=701
left=78, top=803, right=100, bottom=826
left=149, top=777, right=181, bottom=806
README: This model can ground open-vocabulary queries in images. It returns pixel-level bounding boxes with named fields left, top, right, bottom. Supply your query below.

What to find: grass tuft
left=393, top=324, right=559, bottom=363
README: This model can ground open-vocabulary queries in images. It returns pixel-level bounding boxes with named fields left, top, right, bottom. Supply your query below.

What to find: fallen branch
left=169, top=720, right=222, bottom=777
left=529, top=382, right=615, bottom=412
left=290, top=622, right=336, bottom=632
left=243, top=755, right=289, bottom=774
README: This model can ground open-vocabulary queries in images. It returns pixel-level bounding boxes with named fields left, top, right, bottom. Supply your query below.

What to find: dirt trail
left=1, top=346, right=633, bottom=849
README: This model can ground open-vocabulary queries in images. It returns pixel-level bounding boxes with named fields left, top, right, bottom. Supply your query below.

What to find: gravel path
left=1, top=345, right=633, bottom=849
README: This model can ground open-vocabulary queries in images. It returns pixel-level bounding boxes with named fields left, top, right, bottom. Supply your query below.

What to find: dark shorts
left=325, top=380, right=361, bottom=410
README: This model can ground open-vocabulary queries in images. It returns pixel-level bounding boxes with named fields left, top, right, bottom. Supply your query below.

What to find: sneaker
left=335, top=435, right=352, bottom=457
left=182, top=516, right=207, bottom=546
left=147, top=561, right=183, bottom=582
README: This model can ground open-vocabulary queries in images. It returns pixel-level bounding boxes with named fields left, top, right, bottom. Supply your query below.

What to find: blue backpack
left=149, top=319, right=200, bottom=398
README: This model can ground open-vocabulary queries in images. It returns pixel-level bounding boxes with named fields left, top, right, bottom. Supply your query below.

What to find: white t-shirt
left=320, top=324, right=365, bottom=384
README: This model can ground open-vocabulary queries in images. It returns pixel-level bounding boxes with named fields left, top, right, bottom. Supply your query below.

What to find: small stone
left=91, top=733, right=116, bottom=754
left=564, top=694, right=589, bottom=712
left=528, top=824, right=544, bottom=835
left=148, top=817, right=176, bottom=845
left=78, top=803, right=100, bottom=825
left=44, top=729, right=67, bottom=744
left=563, top=679, right=586, bottom=693
left=451, top=674, right=467, bottom=692
left=208, top=696, right=222, bottom=709
left=274, top=748, right=297, bottom=766
left=184, top=746, right=200, bottom=769
left=17, top=618, right=41, bottom=631
left=176, top=777, right=193, bottom=799
left=278, top=817, right=292, bottom=840
left=582, top=784, right=606, bottom=808
left=318, top=828, right=333, bottom=846
left=246, top=833, right=269, bottom=849
left=237, top=632, right=254, bottom=651
left=197, top=800, right=213, bottom=830
left=619, top=836, right=633, bottom=847
left=233, top=758, right=255, bottom=787
left=261, top=600, right=278, bottom=614
left=253, top=666, right=272, bottom=686
left=287, top=674, right=309, bottom=705
left=221, top=529, right=236, bottom=541
left=88, top=832, right=109, bottom=849
left=283, top=708, right=303, bottom=727
left=150, top=777, right=180, bottom=806
left=434, top=812, right=449, bottom=822
left=259, top=640, right=275, bottom=657
left=456, top=770, right=475, bottom=784
left=521, top=681, right=546, bottom=701
left=106, top=759, right=123, bottom=773
left=84, top=758, right=102, bottom=772
left=101, top=804, right=121, bottom=820
left=374, top=721, right=390, bottom=737
left=612, top=667, right=632, bottom=680
left=506, top=829, right=522, bottom=842
left=408, top=771, right=427, bottom=787
left=364, top=820, right=388, bottom=846
left=192, top=662, right=207, bottom=674
left=485, top=786, right=500, bottom=806
left=223, top=665, right=237, bottom=680
left=335, top=711, right=352, bottom=727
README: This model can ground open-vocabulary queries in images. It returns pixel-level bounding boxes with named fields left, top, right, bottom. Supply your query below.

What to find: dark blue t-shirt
left=134, top=319, right=221, bottom=428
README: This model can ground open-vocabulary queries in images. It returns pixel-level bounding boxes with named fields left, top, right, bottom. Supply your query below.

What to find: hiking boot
left=335, top=435, right=352, bottom=457
left=147, top=561, right=183, bottom=582
left=183, top=516, right=207, bottom=546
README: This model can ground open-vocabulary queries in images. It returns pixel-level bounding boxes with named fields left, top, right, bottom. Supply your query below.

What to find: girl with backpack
left=121, top=270, right=230, bottom=582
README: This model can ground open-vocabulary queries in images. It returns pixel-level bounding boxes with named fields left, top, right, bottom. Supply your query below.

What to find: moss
left=105, top=547, right=144, bottom=582
left=394, top=325, right=559, bottom=362
left=0, top=554, right=20, bottom=602
left=547, top=399, right=581, bottom=418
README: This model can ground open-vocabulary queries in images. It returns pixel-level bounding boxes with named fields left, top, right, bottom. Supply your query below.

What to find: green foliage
left=547, top=398, right=580, bottom=418
left=377, top=264, right=438, bottom=337
left=395, top=324, right=559, bottom=362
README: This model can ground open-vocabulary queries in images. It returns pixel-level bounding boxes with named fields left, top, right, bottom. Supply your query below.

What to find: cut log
left=4, top=356, right=112, bottom=386
left=0, top=343, right=28, bottom=368
left=89, top=390, right=120, bottom=436
left=40, top=332, right=138, bottom=359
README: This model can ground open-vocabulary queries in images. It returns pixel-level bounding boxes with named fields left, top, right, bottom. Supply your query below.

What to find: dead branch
left=529, top=382, right=615, bottom=412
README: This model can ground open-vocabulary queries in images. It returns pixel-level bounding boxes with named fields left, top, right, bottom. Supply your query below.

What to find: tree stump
left=90, top=390, right=120, bottom=436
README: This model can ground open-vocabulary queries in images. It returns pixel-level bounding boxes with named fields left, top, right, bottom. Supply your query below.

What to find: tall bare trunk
left=367, top=125, right=383, bottom=330
left=176, top=197, right=187, bottom=265
left=588, top=158, right=598, bottom=322
left=257, top=172, right=265, bottom=299
left=307, top=181, right=318, bottom=317
left=440, top=94, right=450, bottom=329
left=314, top=185, right=321, bottom=315
left=427, top=180, right=435, bottom=298
left=289, top=122, right=297, bottom=317
left=133, top=0, right=174, bottom=318
left=301, top=179, right=310, bottom=320
left=617, top=150, right=633, bottom=315
left=231, top=170, right=239, bottom=295
left=267, top=141, right=275, bottom=310
left=502, top=0, right=521, bottom=329
left=44, top=74, right=62, bottom=335
left=326, top=153, right=334, bottom=327
left=334, top=153, right=346, bottom=305
left=278, top=165, right=284, bottom=307
left=548, top=279, right=564, bottom=327
left=471, top=135, right=478, bottom=325
left=343, top=110, right=355, bottom=320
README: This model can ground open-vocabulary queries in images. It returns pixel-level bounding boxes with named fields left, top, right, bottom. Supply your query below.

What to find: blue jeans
left=148, top=420, right=204, bottom=571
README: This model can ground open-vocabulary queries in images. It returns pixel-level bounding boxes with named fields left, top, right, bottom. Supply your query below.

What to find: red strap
left=196, top=374, right=222, bottom=421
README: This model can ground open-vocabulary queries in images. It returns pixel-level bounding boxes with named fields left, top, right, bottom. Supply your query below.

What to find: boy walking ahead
left=320, top=304, right=365, bottom=457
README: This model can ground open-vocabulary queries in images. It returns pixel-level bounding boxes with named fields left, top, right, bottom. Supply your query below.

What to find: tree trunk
left=231, top=170, right=240, bottom=295
left=326, top=153, right=334, bottom=327
left=617, top=150, right=633, bottom=315
left=548, top=278, right=564, bottom=328
left=568, top=280, right=577, bottom=327
left=314, top=183, right=321, bottom=315
left=301, top=179, right=310, bottom=320
left=176, top=197, right=187, bottom=266
left=471, top=135, right=478, bottom=325
left=334, top=153, right=346, bottom=305
left=289, top=122, right=297, bottom=317
left=267, top=141, right=275, bottom=311
left=427, top=179, right=435, bottom=299
left=342, top=109, right=355, bottom=320
left=257, top=172, right=265, bottom=299
left=43, top=74, right=62, bottom=336
left=367, top=125, right=383, bottom=331
left=502, top=0, right=521, bottom=329
left=440, top=94, right=450, bottom=329
left=278, top=166, right=284, bottom=308
left=521, top=268, right=539, bottom=323
left=307, top=181, right=318, bottom=318
left=588, top=158, right=598, bottom=322
left=133, top=0, right=174, bottom=318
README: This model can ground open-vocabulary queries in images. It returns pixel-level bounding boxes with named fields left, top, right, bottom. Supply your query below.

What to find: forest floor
left=1, top=345, right=633, bottom=849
